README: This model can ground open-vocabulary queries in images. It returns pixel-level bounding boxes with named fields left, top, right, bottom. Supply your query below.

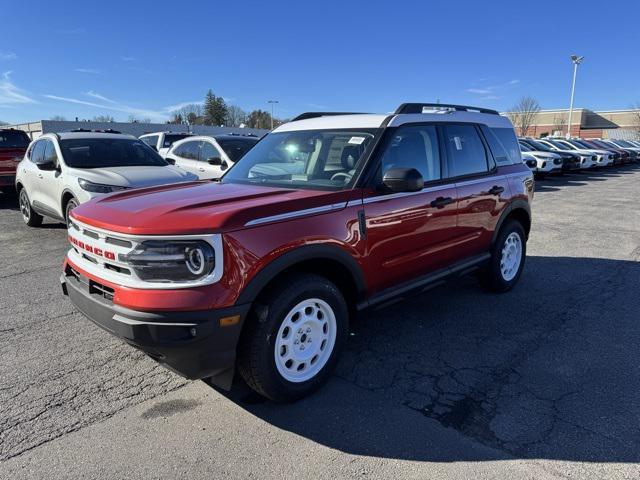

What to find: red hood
left=0, top=147, right=26, bottom=175
left=71, top=181, right=353, bottom=235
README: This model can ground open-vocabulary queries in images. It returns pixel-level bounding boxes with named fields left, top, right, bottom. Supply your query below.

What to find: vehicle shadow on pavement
left=213, top=255, right=640, bottom=463
left=0, top=192, right=19, bottom=211
left=535, top=164, right=639, bottom=192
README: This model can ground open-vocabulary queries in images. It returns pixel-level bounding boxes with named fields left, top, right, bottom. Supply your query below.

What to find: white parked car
left=550, top=138, right=614, bottom=167
left=165, top=134, right=259, bottom=179
left=519, top=143, right=562, bottom=173
left=15, top=131, right=198, bottom=227
left=139, top=131, right=195, bottom=158
left=535, top=138, right=597, bottom=169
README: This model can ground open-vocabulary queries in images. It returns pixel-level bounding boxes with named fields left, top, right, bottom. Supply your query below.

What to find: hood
left=71, top=181, right=352, bottom=235
left=530, top=151, right=561, bottom=159
left=68, top=165, right=197, bottom=187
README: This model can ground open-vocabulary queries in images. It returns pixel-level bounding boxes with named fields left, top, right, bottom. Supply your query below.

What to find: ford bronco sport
left=61, top=103, right=533, bottom=402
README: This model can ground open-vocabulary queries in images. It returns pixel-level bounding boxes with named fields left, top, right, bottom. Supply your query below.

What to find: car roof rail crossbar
left=395, top=103, right=499, bottom=115
left=67, top=128, right=122, bottom=134
left=291, top=112, right=367, bottom=122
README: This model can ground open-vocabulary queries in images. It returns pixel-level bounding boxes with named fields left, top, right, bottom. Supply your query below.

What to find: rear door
left=443, top=124, right=510, bottom=258
left=362, top=124, right=459, bottom=293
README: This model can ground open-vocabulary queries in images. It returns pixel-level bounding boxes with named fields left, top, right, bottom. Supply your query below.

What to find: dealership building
left=2, top=120, right=268, bottom=140
left=508, top=108, right=640, bottom=139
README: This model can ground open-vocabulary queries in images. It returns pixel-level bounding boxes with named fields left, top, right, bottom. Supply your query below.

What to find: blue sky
left=1, top=0, right=639, bottom=123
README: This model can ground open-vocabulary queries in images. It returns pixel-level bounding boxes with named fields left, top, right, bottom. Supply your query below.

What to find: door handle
left=199, top=168, right=205, bottom=172
left=430, top=196, right=454, bottom=209
left=488, top=185, right=504, bottom=195
left=37, top=174, right=43, bottom=179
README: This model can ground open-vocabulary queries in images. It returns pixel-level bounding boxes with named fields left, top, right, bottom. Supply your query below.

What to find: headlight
left=119, top=240, right=215, bottom=282
left=78, top=178, right=127, bottom=193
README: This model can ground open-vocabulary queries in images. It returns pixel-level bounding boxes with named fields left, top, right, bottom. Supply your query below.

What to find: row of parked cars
left=520, top=136, right=640, bottom=175
left=0, top=128, right=259, bottom=227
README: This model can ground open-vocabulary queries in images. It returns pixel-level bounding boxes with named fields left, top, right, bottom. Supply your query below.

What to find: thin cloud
left=467, top=88, right=492, bottom=94
left=164, top=100, right=204, bottom=112
left=0, top=71, right=37, bottom=106
left=75, top=68, right=101, bottom=74
left=44, top=92, right=204, bottom=122
left=466, top=79, right=520, bottom=97
left=481, top=95, right=501, bottom=100
left=508, top=79, right=520, bottom=85
left=121, top=56, right=136, bottom=62
left=0, top=52, right=17, bottom=61
left=85, top=91, right=117, bottom=104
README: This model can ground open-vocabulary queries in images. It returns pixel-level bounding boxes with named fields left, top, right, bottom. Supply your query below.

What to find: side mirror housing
left=36, top=159, right=58, bottom=171
left=165, top=158, right=176, bottom=165
left=207, top=156, right=223, bottom=166
left=382, top=167, right=423, bottom=192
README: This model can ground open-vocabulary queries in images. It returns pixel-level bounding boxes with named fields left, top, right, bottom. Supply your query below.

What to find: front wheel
left=478, top=220, right=526, bottom=292
left=65, top=198, right=78, bottom=228
left=19, top=189, right=43, bottom=227
left=237, top=273, right=348, bottom=402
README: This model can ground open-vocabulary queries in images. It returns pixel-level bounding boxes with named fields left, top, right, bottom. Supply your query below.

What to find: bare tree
left=172, top=104, right=203, bottom=125
left=551, top=113, right=567, bottom=136
left=631, top=102, right=640, bottom=134
left=49, top=115, right=67, bottom=121
left=92, top=115, right=114, bottom=122
left=225, top=104, right=247, bottom=127
left=507, top=96, right=541, bottom=136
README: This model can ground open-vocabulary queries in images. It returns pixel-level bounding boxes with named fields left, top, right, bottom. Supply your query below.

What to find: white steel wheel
left=500, top=232, right=523, bottom=281
left=19, top=190, right=30, bottom=223
left=274, top=298, right=337, bottom=383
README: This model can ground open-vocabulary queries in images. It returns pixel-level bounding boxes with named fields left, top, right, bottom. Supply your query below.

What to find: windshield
left=216, top=137, right=259, bottom=162
left=572, top=139, right=594, bottom=149
left=163, top=134, right=192, bottom=148
left=547, top=139, right=575, bottom=150
left=518, top=142, right=532, bottom=152
left=524, top=139, right=552, bottom=152
left=59, top=138, right=169, bottom=168
left=221, top=129, right=377, bottom=190
left=0, top=130, right=30, bottom=148
left=612, top=139, right=634, bottom=148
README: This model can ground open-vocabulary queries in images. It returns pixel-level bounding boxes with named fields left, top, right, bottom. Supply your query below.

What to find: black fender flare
left=235, top=244, right=367, bottom=305
left=491, top=200, right=531, bottom=245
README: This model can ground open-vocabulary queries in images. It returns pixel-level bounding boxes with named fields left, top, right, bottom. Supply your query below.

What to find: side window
left=141, top=135, right=159, bottom=150
left=173, top=141, right=199, bottom=160
left=200, top=142, right=221, bottom=162
left=379, top=125, right=441, bottom=183
left=43, top=140, right=59, bottom=165
left=444, top=124, right=489, bottom=177
left=490, top=127, right=521, bottom=165
left=30, top=140, right=46, bottom=164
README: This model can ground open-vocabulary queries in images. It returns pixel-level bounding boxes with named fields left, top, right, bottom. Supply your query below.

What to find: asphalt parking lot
left=1, top=165, right=639, bottom=479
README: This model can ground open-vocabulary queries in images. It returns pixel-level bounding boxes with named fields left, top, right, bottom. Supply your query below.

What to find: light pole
left=267, top=100, right=279, bottom=130
left=566, top=54, right=584, bottom=139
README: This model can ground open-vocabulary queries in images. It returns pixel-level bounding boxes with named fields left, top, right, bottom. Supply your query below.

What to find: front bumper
left=61, top=265, right=251, bottom=384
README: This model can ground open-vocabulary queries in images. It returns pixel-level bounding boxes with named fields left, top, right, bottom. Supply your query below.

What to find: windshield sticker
left=454, top=136, right=463, bottom=150
left=348, top=136, right=366, bottom=145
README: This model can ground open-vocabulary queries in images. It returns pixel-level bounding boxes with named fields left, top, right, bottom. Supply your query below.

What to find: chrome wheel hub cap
left=500, top=232, right=522, bottom=281
left=274, top=298, right=336, bottom=383
left=19, top=191, right=30, bottom=222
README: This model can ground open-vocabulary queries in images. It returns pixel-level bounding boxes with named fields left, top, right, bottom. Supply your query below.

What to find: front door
left=362, top=124, right=459, bottom=294
left=199, top=141, right=228, bottom=179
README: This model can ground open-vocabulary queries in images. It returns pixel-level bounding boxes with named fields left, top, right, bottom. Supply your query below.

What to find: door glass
left=30, top=140, right=46, bottom=164
left=200, top=142, right=219, bottom=162
left=141, top=135, right=159, bottom=149
left=379, top=125, right=441, bottom=182
left=174, top=141, right=199, bottom=160
left=43, top=140, right=58, bottom=166
left=444, top=125, right=489, bottom=177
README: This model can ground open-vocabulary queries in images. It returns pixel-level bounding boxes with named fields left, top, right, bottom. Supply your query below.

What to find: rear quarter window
left=489, top=127, right=522, bottom=165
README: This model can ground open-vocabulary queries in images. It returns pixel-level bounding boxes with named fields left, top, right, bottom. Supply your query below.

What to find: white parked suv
left=139, top=131, right=195, bottom=158
left=535, top=138, right=597, bottom=169
left=16, top=131, right=197, bottom=227
left=519, top=142, right=562, bottom=174
left=165, top=134, right=259, bottom=179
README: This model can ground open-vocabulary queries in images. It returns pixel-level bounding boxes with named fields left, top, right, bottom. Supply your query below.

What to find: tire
left=237, top=273, right=349, bottom=402
left=18, top=189, right=43, bottom=227
left=65, top=197, right=78, bottom=228
left=478, top=220, right=526, bottom=293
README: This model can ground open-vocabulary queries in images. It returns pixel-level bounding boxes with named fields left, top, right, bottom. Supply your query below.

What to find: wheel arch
left=235, top=244, right=367, bottom=313
left=61, top=189, right=77, bottom=215
left=492, top=200, right=531, bottom=245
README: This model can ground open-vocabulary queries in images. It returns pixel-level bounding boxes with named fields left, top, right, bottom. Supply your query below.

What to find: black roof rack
left=395, top=103, right=499, bottom=115
left=68, top=128, right=122, bottom=134
left=291, top=112, right=367, bottom=122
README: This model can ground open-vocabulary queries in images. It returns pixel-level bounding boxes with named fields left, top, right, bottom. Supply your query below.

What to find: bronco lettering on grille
left=69, top=236, right=116, bottom=260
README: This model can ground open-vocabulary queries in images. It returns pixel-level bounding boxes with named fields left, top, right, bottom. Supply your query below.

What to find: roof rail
left=68, top=128, right=122, bottom=134
left=291, top=112, right=366, bottom=122
left=395, top=103, right=499, bottom=115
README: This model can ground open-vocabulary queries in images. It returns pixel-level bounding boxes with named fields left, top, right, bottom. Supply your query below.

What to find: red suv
left=0, top=128, right=30, bottom=193
left=61, top=103, right=534, bottom=401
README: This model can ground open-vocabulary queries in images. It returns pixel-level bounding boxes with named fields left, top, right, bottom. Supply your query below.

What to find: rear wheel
left=479, top=220, right=526, bottom=292
left=65, top=198, right=78, bottom=228
left=237, top=273, right=348, bottom=402
left=18, top=189, right=43, bottom=227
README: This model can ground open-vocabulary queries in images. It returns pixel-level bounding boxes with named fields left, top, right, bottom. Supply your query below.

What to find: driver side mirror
left=207, top=156, right=223, bottom=166
left=382, top=167, right=423, bottom=192
left=37, top=159, right=58, bottom=171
